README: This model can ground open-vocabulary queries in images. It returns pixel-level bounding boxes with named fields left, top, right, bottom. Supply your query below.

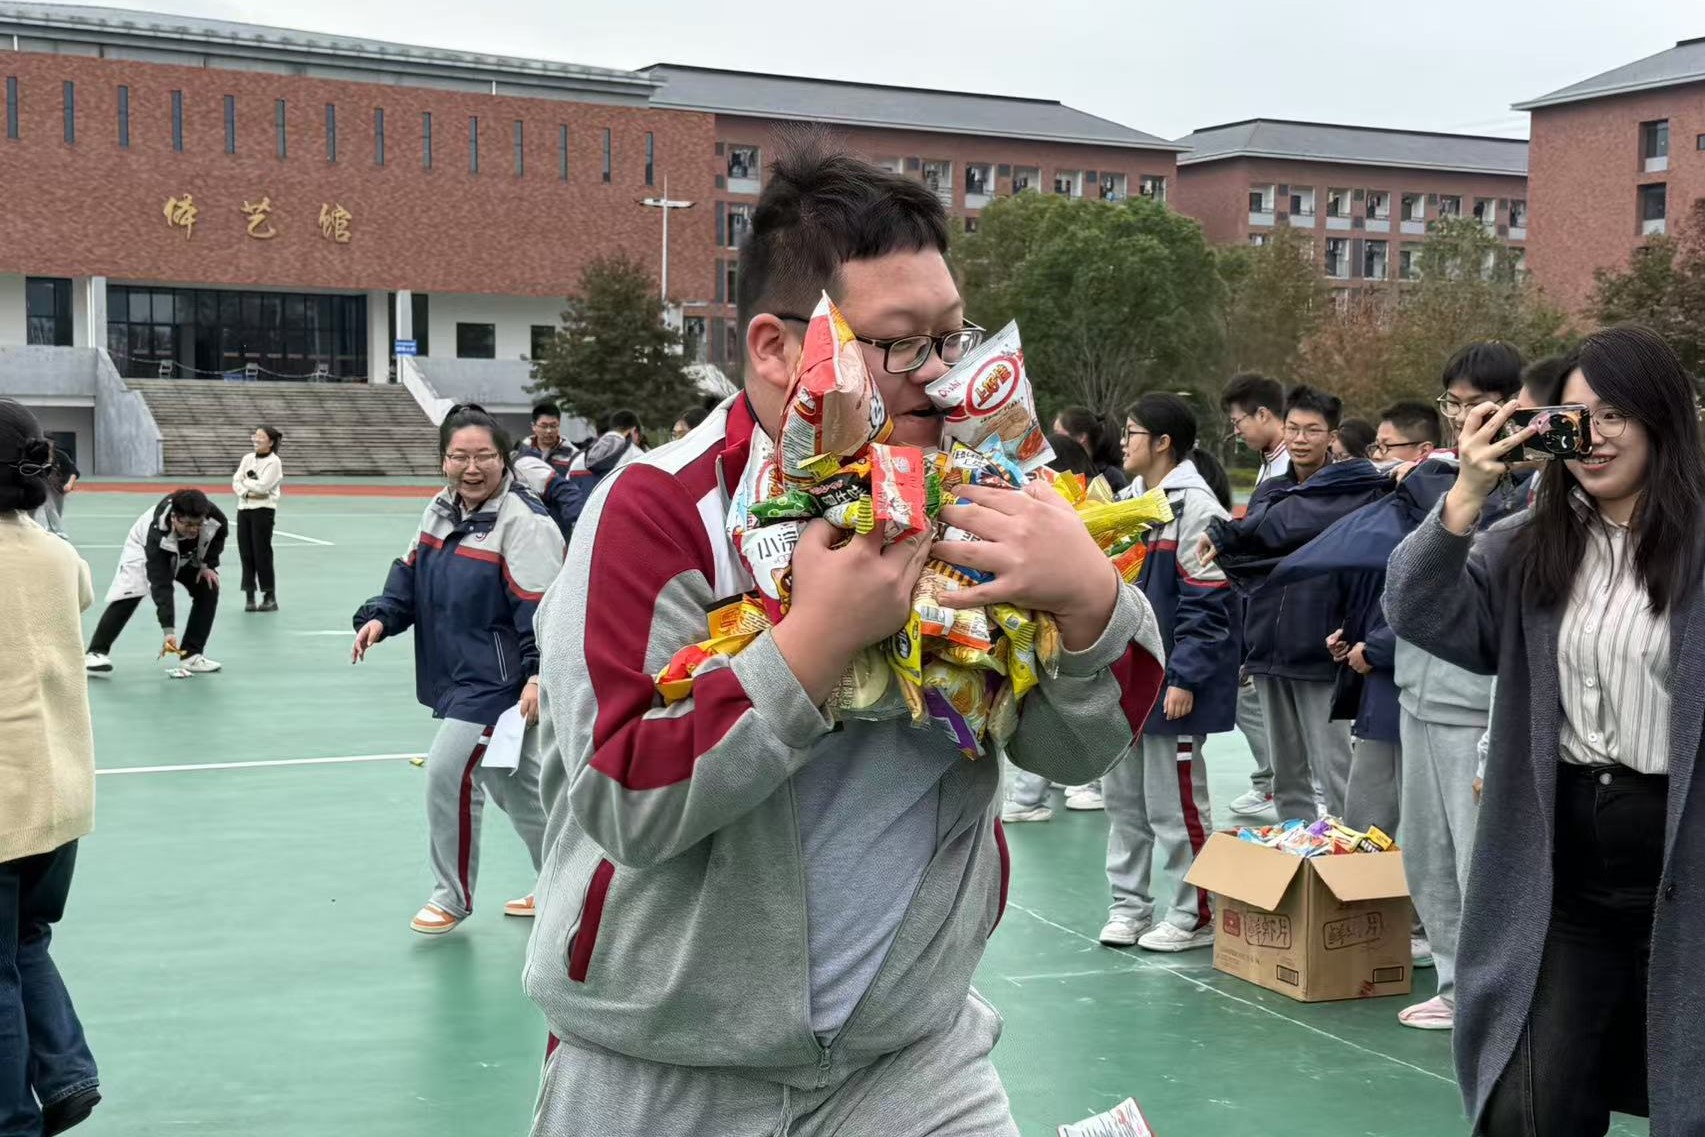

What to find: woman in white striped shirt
left=1401, top=325, right=1705, bottom=1136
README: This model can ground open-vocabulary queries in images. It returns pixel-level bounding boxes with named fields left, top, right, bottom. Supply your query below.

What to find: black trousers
left=1479, top=762, right=1665, bottom=1137
left=87, top=565, right=218, bottom=657
left=237, top=508, right=276, bottom=593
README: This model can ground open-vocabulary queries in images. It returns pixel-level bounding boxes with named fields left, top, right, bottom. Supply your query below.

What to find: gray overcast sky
left=141, top=0, right=1700, bottom=140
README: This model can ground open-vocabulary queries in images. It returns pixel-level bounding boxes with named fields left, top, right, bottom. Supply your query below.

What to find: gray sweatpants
left=1254, top=676, right=1353, bottom=822
left=425, top=717, right=548, bottom=919
left=1343, top=738, right=1402, bottom=835
left=1104, top=735, right=1214, bottom=931
left=1237, top=678, right=1274, bottom=795
left=532, top=992, right=1018, bottom=1137
left=1398, top=711, right=1481, bottom=1005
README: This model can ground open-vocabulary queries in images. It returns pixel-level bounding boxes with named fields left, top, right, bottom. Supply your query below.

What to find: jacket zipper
left=493, top=631, right=510, bottom=683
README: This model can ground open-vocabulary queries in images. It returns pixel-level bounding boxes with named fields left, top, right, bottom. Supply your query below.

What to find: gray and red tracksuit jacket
left=524, top=395, right=1166, bottom=1089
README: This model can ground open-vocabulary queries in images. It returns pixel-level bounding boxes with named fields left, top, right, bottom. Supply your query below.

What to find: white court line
left=98, top=752, right=420, bottom=776
left=291, top=630, right=357, bottom=636
left=276, top=529, right=334, bottom=546
left=1006, top=902, right=1454, bottom=1086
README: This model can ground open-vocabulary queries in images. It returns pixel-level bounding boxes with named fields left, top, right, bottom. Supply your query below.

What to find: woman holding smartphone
left=1386, top=325, right=1705, bottom=1136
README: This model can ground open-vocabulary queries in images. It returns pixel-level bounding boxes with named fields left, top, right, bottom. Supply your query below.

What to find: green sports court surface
left=55, top=487, right=1647, bottom=1137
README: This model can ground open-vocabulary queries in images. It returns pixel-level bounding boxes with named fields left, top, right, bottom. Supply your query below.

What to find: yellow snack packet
left=707, top=596, right=770, bottom=640
left=1075, top=488, right=1173, bottom=549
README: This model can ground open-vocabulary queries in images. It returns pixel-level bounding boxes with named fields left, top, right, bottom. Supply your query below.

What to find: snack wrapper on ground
left=778, top=292, right=892, bottom=482
left=925, top=322, right=1052, bottom=473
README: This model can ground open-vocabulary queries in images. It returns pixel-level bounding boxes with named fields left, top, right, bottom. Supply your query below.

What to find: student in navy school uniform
left=1097, top=394, right=1241, bottom=952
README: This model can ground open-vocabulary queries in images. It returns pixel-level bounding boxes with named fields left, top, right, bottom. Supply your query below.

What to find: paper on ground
left=1057, top=1098, right=1156, bottom=1137
left=482, top=706, right=526, bottom=773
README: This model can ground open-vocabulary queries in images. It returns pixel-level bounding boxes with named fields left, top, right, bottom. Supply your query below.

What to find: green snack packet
left=749, top=488, right=818, bottom=522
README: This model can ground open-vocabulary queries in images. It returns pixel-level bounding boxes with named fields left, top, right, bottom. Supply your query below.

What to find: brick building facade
left=1516, top=38, right=1705, bottom=314
left=1173, top=120, right=1529, bottom=292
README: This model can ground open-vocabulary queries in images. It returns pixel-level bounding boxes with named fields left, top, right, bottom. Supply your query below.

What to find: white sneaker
left=1098, top=915, right=1151, bottom=947
left=1000, top=801, right=1054, bottom=823
left=1412, top=936, right=1435, bottom=969
left=84, top=652, right=113, bottom=674
left=1228, top=789, right=1274, bottom=817
left=1138, top=922, right=1216, bottom=953
left=1064, top=786, right=1105, bottom=811
left=180, top=654, right=223, bottom=674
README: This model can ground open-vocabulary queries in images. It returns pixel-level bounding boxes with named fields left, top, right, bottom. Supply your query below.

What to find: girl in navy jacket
left=352, top=405, right=566, bottom=936
left=1098, top=394, right=1241, bottom=952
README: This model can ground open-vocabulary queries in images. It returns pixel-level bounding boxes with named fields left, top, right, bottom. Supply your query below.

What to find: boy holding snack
left=525, top=135, right=1166, bottom=1135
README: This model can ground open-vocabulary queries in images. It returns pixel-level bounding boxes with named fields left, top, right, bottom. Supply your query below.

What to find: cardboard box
left=1184, top=832, right=1413, bottom=1003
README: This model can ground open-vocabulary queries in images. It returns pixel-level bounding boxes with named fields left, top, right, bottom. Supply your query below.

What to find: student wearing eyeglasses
left=351, top=404, right=565, bottom=937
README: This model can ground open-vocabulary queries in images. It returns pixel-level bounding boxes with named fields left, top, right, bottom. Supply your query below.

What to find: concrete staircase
left=128, top=380, right=442, bottom=478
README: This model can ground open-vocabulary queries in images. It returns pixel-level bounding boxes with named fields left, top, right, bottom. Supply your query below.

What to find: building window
left=601, top=128, right=611, bottom=182
left=964, top=216, right=979, bottom=234
left=723, top=317, right=740, bottom=365
left=727, top=144, right=760, bottom=191
left=1698, top=133, right=1705, bottom=151
left=1325, top=238, right=1349, bottom=279
left=683, top=316, right=707, bottom=363
left=107, top=285, right=368, bottom=380
left=1364, top=239, right=1389, bottom=281
left=1639, top=183, right=1668, bottom=236
left=1249, top=184, right=1276, bottom=218
left=62, top=80, right=74, bottom=144
left=1401, top=193, right=1424, bottom=222
left=1054, top=171, right=1081, bottom=197
left=223, top=94, right=234, bottom=154
left=965, top=163, right=993, bottom=203
left=1399, top=245, right=1421, bottom=280
left=921, top=159, right=953, bottom=206
left=456, top=322, right=496, bottom=359
left=644, top=131, right=654, bottom=185
left=1012, top=166, right=1039, bottom=194
left=422, top=112, right=433, bottom=169
left=172, top=90, right=184, bottom=152
left=374, top=107, right=385, bottom=166
left=1437, top=194, right=1462, bottom=218
left=25, top=277, right=73, bottom=346
left=725, top=202, right=753, bottom=249
left=1290, top=186, right=1315, bottom=216
left=530, top=325, right=555, bottom=360
left=1249, top=234, right=1268, bottom=247
left=1100, top=173, right=1128, bottom=201
left=558, top=124, right=568, bottom=180
left=469, top=116, right=480, bottom=173
left=1642, top=119, right=1670, bottom=172
left=514, top=119, right=524, bottom=176
left=1326, top=187, right=1351, bottom=217
left=1473, top=197, right=1497, bottom=227
left=117, top=84, right=129, bottom=148
left=275, top=99, right=287, bottom=159
left=1509, top=198, right=1528, bottom=229
left=1138, top=174, right=1165, bottom=202
left=4, top=76, right=17, bottom=140
left=325, top=103, right=337, bottom=162
left=724, top=262, right=738, bottom=304
left=1366, top=190, right=1391, bottom=220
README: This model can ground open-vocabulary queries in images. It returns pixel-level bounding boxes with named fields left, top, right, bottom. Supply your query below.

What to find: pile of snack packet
left=653, top=291, right=1172, bottom=760
left=1235, top=816, right=1396, bottom=858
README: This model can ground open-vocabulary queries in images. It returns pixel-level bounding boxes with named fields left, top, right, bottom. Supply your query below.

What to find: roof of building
left=641, top=64, right=1184, bottom=152
left=1176, top=118, right=1528, bottom=176
left=1515, top=38, right=1705, bottom=110
left=0, top=3, right=658, bottom=100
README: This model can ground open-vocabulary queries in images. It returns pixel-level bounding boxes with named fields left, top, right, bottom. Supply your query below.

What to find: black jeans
left=0, top=842, right=98, bottom=1137
left=88, top=564, right=219, bottom=656
left=1479, top=762, right=1665, bottom=1136
left=237, top=507, right=276, bottom=593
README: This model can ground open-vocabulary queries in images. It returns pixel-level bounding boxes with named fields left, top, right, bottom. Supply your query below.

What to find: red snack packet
left=778, top=292, right=892, bottom=482
left=869, top=443, right=928, bottom=544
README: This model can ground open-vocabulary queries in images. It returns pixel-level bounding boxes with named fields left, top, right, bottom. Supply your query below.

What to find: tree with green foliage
left=1593, top=199, right=1705, bottom=375
left=1300, top=217, right=1569, bottom=414
left=954, top=193, right=1225, bottom=421
left=1216, top=226, right=1325, bottom=382
left=530, top=254, right=696, bottom=437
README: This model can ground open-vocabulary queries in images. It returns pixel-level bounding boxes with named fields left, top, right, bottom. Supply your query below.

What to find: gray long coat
left=1386, top=505, right=1705, bottom=1135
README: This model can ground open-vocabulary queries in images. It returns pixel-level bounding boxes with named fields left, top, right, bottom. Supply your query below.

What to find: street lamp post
left=639, top=177, right=695, bottom=305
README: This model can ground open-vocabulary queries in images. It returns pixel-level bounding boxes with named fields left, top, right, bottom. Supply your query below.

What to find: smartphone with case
left=1504, top=405, right=1593, bottom=460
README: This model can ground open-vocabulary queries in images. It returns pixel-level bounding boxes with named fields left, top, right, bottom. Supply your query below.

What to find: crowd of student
left=4, top=133, right=1702, bottom=1137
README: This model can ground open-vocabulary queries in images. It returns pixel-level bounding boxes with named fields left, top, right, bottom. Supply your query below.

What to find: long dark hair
left=1056, top=405, right=1125, bottom=471
left=439, top=403, right=513, bottom=464
left=1046, top=433, right=1096, bottom=477
left=1517, top=325, right=1705, bottom=613
left=1126, top=393, right=1233, bottom=510
left=1335, top=418, right=1375, bottom=459
left=0, top=400, right=52, bottom=513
